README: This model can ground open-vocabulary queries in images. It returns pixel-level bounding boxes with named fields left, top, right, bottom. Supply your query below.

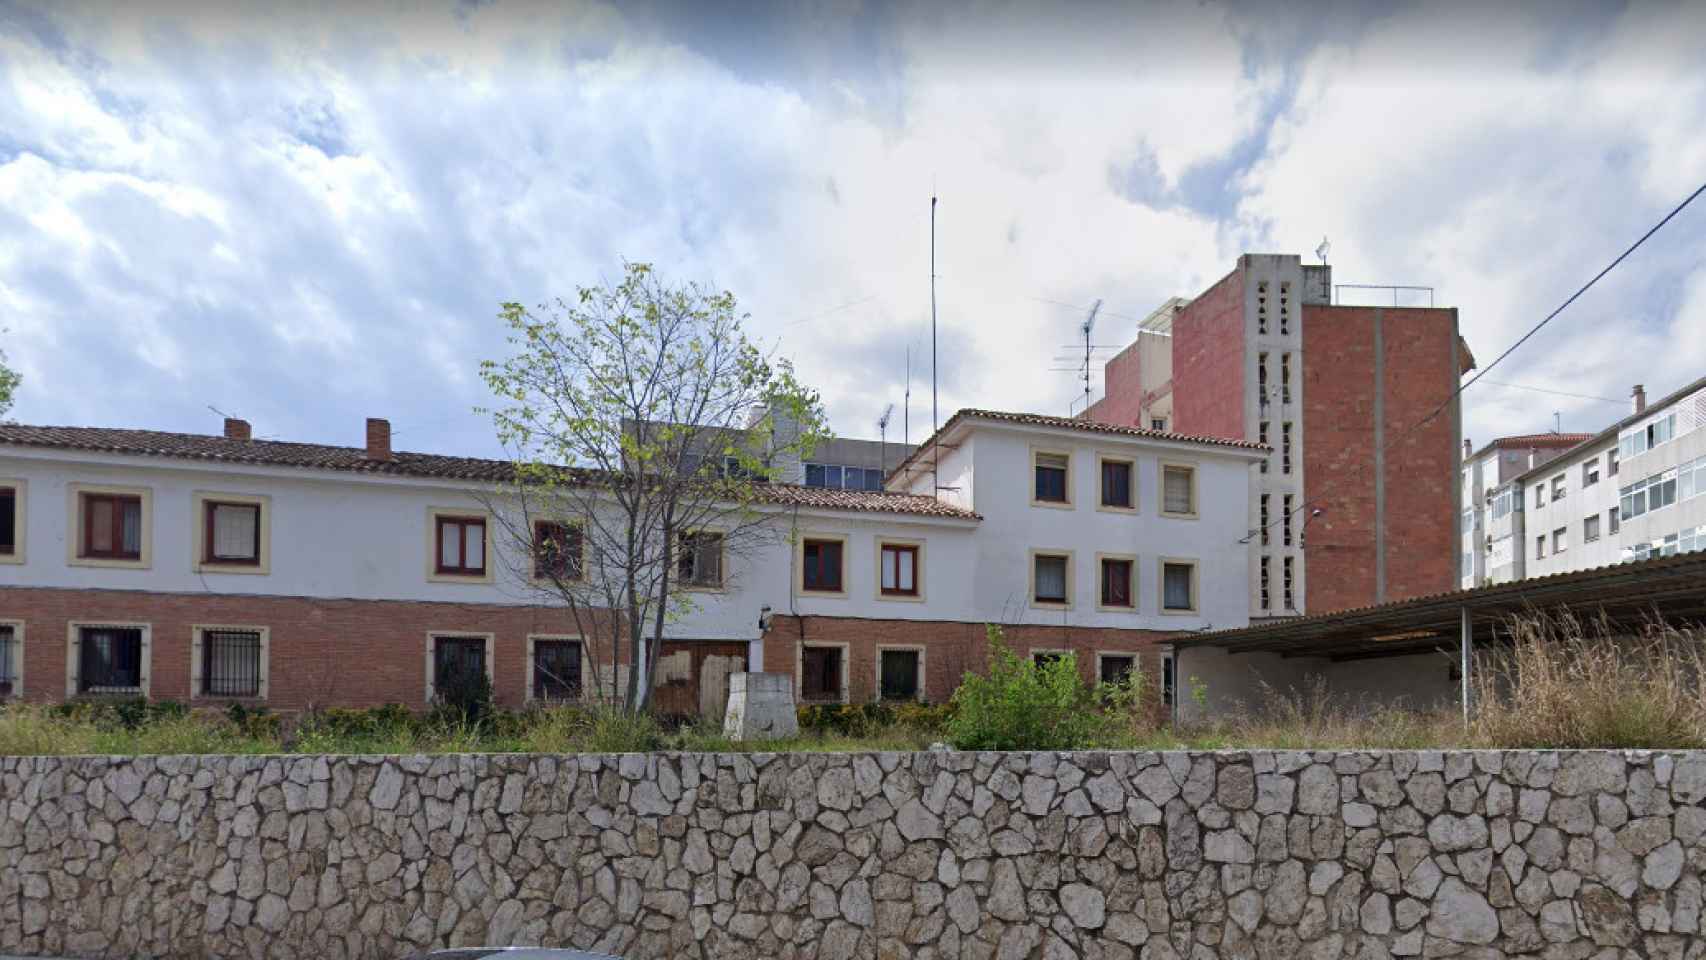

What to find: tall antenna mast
left=877, top=403, right=894, bottom=476
left=1081, top=299, right=1102, bottom=418
left=904, top=346, right=912, bottom=446
left=930, top=194, right=940, bottom=497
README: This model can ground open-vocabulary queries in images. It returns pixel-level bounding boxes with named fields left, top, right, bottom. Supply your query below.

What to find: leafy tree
left=481, top=262, right=828, bottom=714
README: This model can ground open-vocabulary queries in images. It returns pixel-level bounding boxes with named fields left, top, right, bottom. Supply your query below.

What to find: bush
left=947, top=626, right=1111, bottom=750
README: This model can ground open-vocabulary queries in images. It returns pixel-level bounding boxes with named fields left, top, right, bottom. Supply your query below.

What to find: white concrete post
left=1460, top=606, right=1473, bottom=728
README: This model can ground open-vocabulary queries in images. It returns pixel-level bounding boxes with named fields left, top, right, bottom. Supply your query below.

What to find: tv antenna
left=877, top=403, right=894, bottom=474
left=903, top=346, right=912, bottom=446
left=1315, top=236, right=1331, bottom=264
left=1050, top=299, right=1119, bottom=417
left=930, top=193, right=940, bottom=497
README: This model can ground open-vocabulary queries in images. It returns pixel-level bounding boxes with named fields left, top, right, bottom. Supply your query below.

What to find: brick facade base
left=0, top=587, right=1180, bottom=714
left=760, top=614, right=1173, bottom=705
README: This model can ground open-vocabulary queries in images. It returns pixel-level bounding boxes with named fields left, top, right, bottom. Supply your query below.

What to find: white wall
left=961, top=424, right=1257, bottom=631
left=1617, top=390, right=1706, bottom=559
left=1524, top=437, right=1619, bottom=577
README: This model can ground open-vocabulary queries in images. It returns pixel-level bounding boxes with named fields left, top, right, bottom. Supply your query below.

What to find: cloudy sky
left=2, top=0, right=1704, bottom=459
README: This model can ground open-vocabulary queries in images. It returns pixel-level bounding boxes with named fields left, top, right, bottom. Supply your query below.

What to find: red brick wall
left=760, top=615, right=1172, bottom=704
left=1170, top=265, right=1248, bottom=441
left=1, top=586, right=625, bottom=711
left=1302, top=305, right=1461, bottom=612
left=1088, top=341, right=1148, bottom=427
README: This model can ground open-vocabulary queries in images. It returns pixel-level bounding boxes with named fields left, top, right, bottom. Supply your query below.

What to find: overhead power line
left=1244, top=175, right=1706, bottom=544
left=1478, top=380, right=1626, bottom=405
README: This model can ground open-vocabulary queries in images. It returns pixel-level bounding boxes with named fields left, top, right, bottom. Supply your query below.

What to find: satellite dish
left=1315, top=236, right=1331, bottom=265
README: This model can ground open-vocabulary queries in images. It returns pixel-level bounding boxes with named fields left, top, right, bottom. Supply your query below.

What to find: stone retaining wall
left=2, top=750, right=1703, bottom=959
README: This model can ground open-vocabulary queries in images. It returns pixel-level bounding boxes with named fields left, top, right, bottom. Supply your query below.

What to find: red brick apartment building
left=1089, top=254, right=1476, bottom=616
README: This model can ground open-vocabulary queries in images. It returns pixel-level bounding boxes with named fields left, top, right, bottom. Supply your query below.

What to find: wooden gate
left=652, top=641, right=749, bottom=719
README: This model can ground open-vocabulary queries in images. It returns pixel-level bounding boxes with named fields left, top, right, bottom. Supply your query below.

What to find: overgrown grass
left=4, top=613, right=1703, bottom=755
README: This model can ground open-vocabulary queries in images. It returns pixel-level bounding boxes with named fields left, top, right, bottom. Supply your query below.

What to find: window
left=1098, top=654, right=1135, bottom=686
left=0, top=485, right=16, bottom=559
left=434, top=515, right=486, bottom=577
left=1535, top=535, right=1546, bottom=559
left=1161, top=561, right=1196, bottom=612
left=1679, top=455, right=1706, bottom=502
left=1282, top=556, right=1295, bottom=610
left=1281, top=423, right=1293, bottom=475
left=1150, top=417, right=1167, bottom=431
left=1256, top=281, right=1268, bottom=335
left=1490, top=487, right=1514, bottom=521
left=1259, top=556, right=1271, bottom=611
left=1034, top=451, right=1070, bottom=504
left=79, top=492, right=143, bottom=561
left=531, top=638, right=583, bottom=700
left=1161, top=652, right=1175, bottom=706
left=1609, top=507, right=1620, bottom=535
left=1584, top=514, right=1601, bottom=543
left=1032, top=553, right=1070, bottom=606
left=879, top=542, right=919, bottom=597
left=1461, top=508, right=1474, bottom=535
left=1550, top=475, right=1566, bottom=501
left=430, top=635, right=490, bottom=703
left=678, top=531, right=724, bottom=588
left=1553, top=527, right=1568, bottom=553
left=878, top=648, right=921, bottom=701
left=1534, top=484, right=1546, bottom=509
left=1280, top=353, right=1292, bottom=404
left=1161, top=464, right=1195, bottom=517
left=1099, top=458, right=1133, bottom=510
left=1099, top=557, right=1134, bottom=608
left=1583, top=460, right=1599, bottom=488
left=1032, top=650, right=1068, bottom=668
left=801, top=538, right=844, bottom=593
left=532, top=521, right=584, bottom=580
left=0, top=623, right=19, bottom=697
left=1257, top=352, right=1269, bottom=406
left=1259, top=495, right=1270, bottom=546
left=195, top=628, right=264, bottom=698
left=1283, top=495, right=1295, bottom=547
left=1258, top=422, right=1270, bottom=474
left=805, top=464, right=884, bottom=491
left=800, top=645, right=843, bottom=702
left=1621, top=469, right=1678, bottom=521
left=1278, top=281, right=1291, bottom=336
left=1608, top=448, right=1619, bottom=476
left=73, top=625, right=146, bottom=696
left=203, top=501, right=261, bottom=566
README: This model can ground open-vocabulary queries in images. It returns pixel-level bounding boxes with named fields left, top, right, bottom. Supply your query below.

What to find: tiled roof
left=890, top=407, right=1268, bottom=479
left=0, top=424, right=981, bottom=521
left=1480, top=433, right=1596, bottom=451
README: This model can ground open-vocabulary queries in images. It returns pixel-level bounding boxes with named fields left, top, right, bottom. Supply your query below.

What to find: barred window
left=78, top=626, right=144, bottom=695
left=0, top=625, right=16, bottom=696
left=201, top=629, right=262, bottom=697
left=532, top=639, right=582, bottom=700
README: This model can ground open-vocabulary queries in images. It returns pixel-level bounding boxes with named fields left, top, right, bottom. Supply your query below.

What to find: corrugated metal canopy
left=1177, top=552, right=1706, bottom=661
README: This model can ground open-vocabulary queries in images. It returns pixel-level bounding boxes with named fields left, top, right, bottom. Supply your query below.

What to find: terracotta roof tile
left=0, top=424, right=980, bottom=521
left=889, top=407, right=1268, bottom=480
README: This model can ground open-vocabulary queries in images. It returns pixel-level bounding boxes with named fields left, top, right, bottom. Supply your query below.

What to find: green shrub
left=947, top=626, right=1109, bottom=750
left=582, top=706, right=664, bottom=753
left=430, top=669, right=494, bottom=726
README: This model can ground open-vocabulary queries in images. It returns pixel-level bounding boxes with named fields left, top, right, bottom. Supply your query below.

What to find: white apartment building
left=1459, top=433, right=1593, bottom=588
left=0, top=409, right=1264, bottom=711
left=1484, top=377, right=1706, bottom=583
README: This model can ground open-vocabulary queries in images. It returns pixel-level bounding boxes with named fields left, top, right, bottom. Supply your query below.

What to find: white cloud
left=0, top=0, right=1701, bottom=461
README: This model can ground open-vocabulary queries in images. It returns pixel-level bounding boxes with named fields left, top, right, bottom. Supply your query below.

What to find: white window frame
left=1094, top=552, right=1138, bottom=612
left=873, top=644, right=927, bottom=703
left=874, top=538, right=925, bottom=603
left=66, top=621, right=152, bottom=698
left=0, top=619, right=23, bottom=698
left=424, top=631, right=496, bottom=703
left=1028, top=548, right=1074, bottom=609
left=1030, top=447, right=1074, bottom=509
left=0, top=478, right=26, bottom=565
left=1159, top=558, right=1200, bottom=615
left=192, top=491, right=272, bottom=575
left=67, top=483, right=153, bottom=570
left=426, top=507, right=495, bottom=584
left=1158, top=461, right=1199, bottom=519
left=190, top=624, right=270, bottom=700
left=1095, top=453, right=1137, bottom=514
left=1583, top=515, right=1601, bottom=543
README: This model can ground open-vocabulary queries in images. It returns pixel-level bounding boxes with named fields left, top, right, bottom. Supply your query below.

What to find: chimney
left=1462, top=438, right=1473, bottom=459
left=223, top=418, right=252, bottom=441
left=365, top=418, right=392, bottom=461
left=1633, top=384, right=1647, bottom=414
